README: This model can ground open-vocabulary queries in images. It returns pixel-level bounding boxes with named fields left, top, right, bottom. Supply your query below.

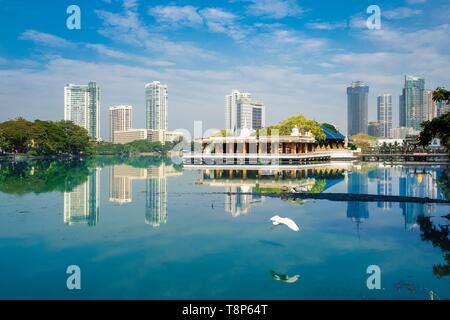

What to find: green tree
left=419, top=87, right=450, bottom=148
left=0, top=117, right=34, bottom=153
left=260, top=115, right=326, bottom=140
left=320, top=123, right=339, bottom=133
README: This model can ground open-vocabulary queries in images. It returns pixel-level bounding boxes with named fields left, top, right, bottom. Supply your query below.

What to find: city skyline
left=1, top=0, right=449, bottom=137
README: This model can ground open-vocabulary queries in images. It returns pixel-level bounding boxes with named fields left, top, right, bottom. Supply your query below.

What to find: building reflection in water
left=145, top=165, right=182, bottom=227
left=376, top=164, right=393, bottom=211
left=108, top=163, right=182, bottom=228
left=200, top=165, right=348, bottom=217
left=109, top=165, right=148, bottom=204
left=346, top=166, right=369, bottom=228
left=64, top=168, right=101, bottom=226
left=399, top=167, right=444, bottom=230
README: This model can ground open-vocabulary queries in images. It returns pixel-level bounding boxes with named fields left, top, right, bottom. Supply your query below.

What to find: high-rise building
left=423, top=89, right=436, bottom=121
left=225, top=90, right=265, bottom=133
left=368, top=121, right=382, bottom=137
left=377, top=94, right=392, bottom=138
left=109, top=105, right=132, bottom=142
left=145, top=81, right=168, bottom=131
left=399, top=93, right=406, bottom=127
left=347, top=81, right=369, bottom=136
left=64, top=82, right=100, bottom=140
left=400, top=75, right=425, bottom=131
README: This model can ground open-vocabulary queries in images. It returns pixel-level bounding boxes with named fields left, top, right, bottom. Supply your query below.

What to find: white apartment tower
left=109, top=105, right=132, bottom=142
left=145, top=81, right=168, bottom=131
left=377, top=94, right=393, bottom=138
left=225, top=90, right=265, bottom=133
left=64, top=82, right=100, bottom=140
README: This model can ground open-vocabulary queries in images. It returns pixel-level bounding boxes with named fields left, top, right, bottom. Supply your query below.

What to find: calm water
left=0, top=158, right=449, bottom=300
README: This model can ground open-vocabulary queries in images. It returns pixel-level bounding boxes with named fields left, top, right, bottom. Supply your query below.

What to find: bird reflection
left=271, top=270, right=301, bottom=283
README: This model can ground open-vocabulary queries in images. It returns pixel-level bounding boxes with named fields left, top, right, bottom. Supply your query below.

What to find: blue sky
left=0, top=0, right=449, bottom=137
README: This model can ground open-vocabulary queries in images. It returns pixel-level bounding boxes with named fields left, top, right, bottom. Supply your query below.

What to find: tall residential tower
left=109, top=105, right=132, bottom=143
left=64, top=82, right=100, bottom=140
left=225, top=90, right=265, bottom=133
left=145, top=81, right=168, bottom=131
left=377, top=94, right=392, bottom=138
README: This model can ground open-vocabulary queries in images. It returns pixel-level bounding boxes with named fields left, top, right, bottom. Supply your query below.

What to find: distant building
left=368, top=121, right=382, bottom=137
left=399, top=93, right=405, bottom=127
left=113, top=129, right=147, bottom=144
left=390, top=127, right=420, bottom=140
left=437, top=100, right=450, bottom=117
left=147, top=129, right=165, bottom=143
left=400, top=75, right=425, bottom=131
left=109, top=105, right=132, bottom=143
left=145, top=81, right=168, bottom=131
left=64, top=82, right=100, bottom=140
left=347, top=81, right=369, bottom=136
left=377, top=94, right=392, bottom=138
left=225, top=90, right=265, bottom=133
left=424, top=89, right=437, bottom=121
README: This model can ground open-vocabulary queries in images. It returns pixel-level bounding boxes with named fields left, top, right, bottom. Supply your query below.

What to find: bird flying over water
left=270, top=215, right=300, bottom=232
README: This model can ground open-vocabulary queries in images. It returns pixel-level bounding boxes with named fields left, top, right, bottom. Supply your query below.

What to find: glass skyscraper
left=399, top=75, right=425, bottom=131
left=347, top=81, right=369, bottom=136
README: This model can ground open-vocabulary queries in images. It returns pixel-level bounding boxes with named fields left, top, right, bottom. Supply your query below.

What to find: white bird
left=270, top=215, right=300, bottom=232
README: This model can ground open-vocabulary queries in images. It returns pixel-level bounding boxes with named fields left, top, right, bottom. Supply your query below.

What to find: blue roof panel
left=321, top=126, right=346, bottom=140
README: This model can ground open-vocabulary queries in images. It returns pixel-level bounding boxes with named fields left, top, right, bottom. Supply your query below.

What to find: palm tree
left=432, top=87, right=450, bottom=104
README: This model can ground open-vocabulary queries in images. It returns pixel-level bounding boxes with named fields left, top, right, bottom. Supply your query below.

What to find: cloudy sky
left=0, top=0, right=449, bottom=137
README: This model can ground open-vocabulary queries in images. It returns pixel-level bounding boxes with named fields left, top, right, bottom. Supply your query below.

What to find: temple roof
left=321, top=126, right=345, bottom=140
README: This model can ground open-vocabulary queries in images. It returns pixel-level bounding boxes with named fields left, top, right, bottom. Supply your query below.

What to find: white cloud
left=305, top=21, right=347, bottom=30
left=95, top=5, right=217, bottom=60
left=383, top=7, right=422, bottom=19
left=20, top=30, right=75, bottom=48
left=246, top=0, right=303, bottom=19
left=406, top=0, right=427, bottom=4
left=86, top=44, right=175, bottom=67
left=148, top=5, right=203, bottom=28
left=199, top=8, right=247, bottom=41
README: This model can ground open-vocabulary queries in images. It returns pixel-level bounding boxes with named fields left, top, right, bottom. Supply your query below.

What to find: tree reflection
left=417, top=215, right=450, bottom=278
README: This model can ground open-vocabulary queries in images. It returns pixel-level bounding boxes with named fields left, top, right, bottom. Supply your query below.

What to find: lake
left=0, top=157, right=449, bottom=300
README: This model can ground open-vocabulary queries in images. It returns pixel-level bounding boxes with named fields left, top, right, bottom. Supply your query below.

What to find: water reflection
left=144, top=164, right=182, bottom=227
left=199, top=165, right=347, bottom=216
left=64, top=168, right=100, bottom=226
left=107, top=162, right=182, bottom=227
left=0, top=159, right=448, bottom=232
left=109, top=165, right=147, bottom=204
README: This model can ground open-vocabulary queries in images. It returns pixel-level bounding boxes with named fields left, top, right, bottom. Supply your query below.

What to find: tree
left=0, top=118, right=92, bottom=155
left=419, top=113, right=450, bottom=148
left=432, top=87, right=450, bottom=104
left=0, top=117, right=34, bottom=153
left=260, top=115, right=327, bottom=140
left=321, top=123, right=340, bottom=133
left=418, top=87, right=450, bottom=148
